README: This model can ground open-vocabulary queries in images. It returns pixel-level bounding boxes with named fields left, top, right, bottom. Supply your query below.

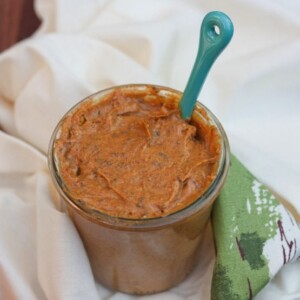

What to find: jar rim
left=48, top=84, right=230, bottom=230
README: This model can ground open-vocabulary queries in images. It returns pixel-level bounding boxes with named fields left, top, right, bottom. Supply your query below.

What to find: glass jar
left=48, top=84, right=230, bottom=295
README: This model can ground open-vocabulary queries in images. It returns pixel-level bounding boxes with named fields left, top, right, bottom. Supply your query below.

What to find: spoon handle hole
left=213, top=25, right=220, bottom=35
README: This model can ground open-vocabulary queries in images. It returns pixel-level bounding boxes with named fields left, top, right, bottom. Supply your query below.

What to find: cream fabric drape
left=0, top=1, right=299, bottom=299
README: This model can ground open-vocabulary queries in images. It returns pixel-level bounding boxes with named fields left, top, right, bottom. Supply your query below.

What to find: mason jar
left=48, top=84, right=230, bottom=295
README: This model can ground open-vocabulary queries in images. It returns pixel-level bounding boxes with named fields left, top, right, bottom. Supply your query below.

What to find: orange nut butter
left=54, top=85, right=221, bottom=219
left=48, top=84, right=230, bottom=295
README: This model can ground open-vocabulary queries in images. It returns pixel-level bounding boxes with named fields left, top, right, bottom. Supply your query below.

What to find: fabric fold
left=212, top=155, right=300, bottom=299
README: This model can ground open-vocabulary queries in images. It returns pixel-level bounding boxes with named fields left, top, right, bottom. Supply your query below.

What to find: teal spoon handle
left=179, top=11, right=234, bottom=119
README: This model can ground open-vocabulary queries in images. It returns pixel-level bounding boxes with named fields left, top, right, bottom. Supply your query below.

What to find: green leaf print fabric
left=211, top=155, right=300, bottom=300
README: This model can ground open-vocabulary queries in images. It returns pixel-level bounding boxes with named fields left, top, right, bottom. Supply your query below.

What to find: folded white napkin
left=0, top=0, right=299, bottom=299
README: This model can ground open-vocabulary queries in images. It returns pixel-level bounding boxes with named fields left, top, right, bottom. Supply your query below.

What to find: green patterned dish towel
left=212, top=155, right=300, bottom=299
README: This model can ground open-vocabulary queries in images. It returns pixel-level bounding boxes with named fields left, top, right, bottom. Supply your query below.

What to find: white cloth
left=0, top=0, right=299, bottom=299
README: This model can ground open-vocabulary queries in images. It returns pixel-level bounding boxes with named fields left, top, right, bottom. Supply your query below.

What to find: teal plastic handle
left=179, top=11, right=234, bottom=119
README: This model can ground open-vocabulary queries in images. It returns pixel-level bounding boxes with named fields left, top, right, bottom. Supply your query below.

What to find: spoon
left=179, top=11, right=234, bottom=119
